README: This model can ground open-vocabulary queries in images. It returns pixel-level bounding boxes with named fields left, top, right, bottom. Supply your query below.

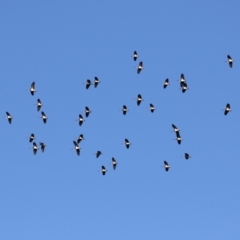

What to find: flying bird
left=85, top=106, right=91, bottom=117
left=112, top=157, right=118, bottom=170
left=94, top=77, right=100, bottom=88
left=85, top=79, right=92, bottom=89
left=101, top=166, right=107, bottom=175
left=163, top=78, right=170, bottom=89
left=122, top=105, right=129, bottom=115
left=184, top=153, right=191, bottom=160
left=163, top=161, right=170, bottom=171
left=175, top=132, right=183, bottom=145
left=136, top=94, right=143, bottom=106
left=124, top=138, right=131, bottom=149
left=36, top=99, right=42, bottom=111
left=29, top=133, right=35, bottom=143
left=77, top=134, right=84, bottom=144
left=224, top=103, right=231, bottom=115
left=133, top=51, right=138, bottom=61
left=39, top=142, right=46, bottom=152
left=30, top=82, right=36, bottom=96
left=149, top=103, right=155, bottom=113
left=179, top=74, right=186, bottom=83
left=137, top=61, right=143, bottom=74
left=96, top=151, right=102, bottom=158
left=32, top=142, right=38, bottom=155
left=73, top=141, right=80, bottom=156
left=6, top=112, right=12, bottom=124
left=180, top=82, right=188, bottom=93
left=227, top=55, right=233, bottom=68
left=172, top=124, right=180, bottom=133
left=78, top=114, right=84, bottom=126
left=41, top=111, right=48, bottom=124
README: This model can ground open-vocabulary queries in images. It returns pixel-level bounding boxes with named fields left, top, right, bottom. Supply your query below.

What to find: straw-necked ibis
left=180, top=82, right=188, bottom=93
left=32, top=142, right=38, bottom=155
left=30, top=82, right=36, bottom=96
left=6, top=112, right=12, bottom=124
left=101, top=166, right=107, bottom=175
left=37, top=99, right=42, bottom=111
left=112, top=157, right=118, bottom=170
left=85, top=106, right=91, bottom=117
left=163, top=78, right=170, bottom=89
left=175, top=132, right=183, bottom=145
left=78, top=114, right=84, bottom=126
left=179, top=74, right=186, bottom=83
left=184, top=153, right=191, bottom=160
left=124, top=139, right=131, bottom=149
left=77, top=134, right=84, bottom=144
left=85, top=79, right=92, bottom=89
left=137, top=61, right=143, bottom=74
left=163, top=161, right=170, bottom=171
left=96, top=151, right=102, bottom=158
left=227, top=55, right=233, bottom=68
left=136, top=94, right=143, bottom=106
left=73, top=141, right=80, bottom=155
left=39, top=142, right=46, bottom=152
left=122, top=105, right=129, bottom=115
left=224, top=103, right=231, bottom=115
left=29, top=133, right=35, bottom=143
left=172, top=124, right=180, bottom=133
left=133, top=51, right=138, bottom=61
left=149, top=103, right=155, bottom=113
left=41, top=111, right=48, bottom=124
left=94, top=77, right=100, bottom=88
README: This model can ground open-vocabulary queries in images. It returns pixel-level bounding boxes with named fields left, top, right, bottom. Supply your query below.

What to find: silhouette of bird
left=77, top=134, right=84, bottom=144
left=137, top=61, right=143, bottom=74
left=101, top=166, right=107, bottom=175
left=122, top=105, right=129, bottom=115
left=94, top=77, right=100, bottom=88
left=163, top=161, right=170, bottom=171
left=41, top=111, right=48, bottom=124
left=85, top=106, right=91, bottom=117
left=124, top=139, right=131, bottom=149
left=95, top=151, right=102, bottom=158
left=30, top=82, right=36, bottom=96
left=224, top=103, right=231, bottom=115
left=184, top=153, right=191, bottom=160
left=85, top=79, right=92, bottom=89
left=227, top=55, right=233, bottom=68
left=78, top=114, right=84, bottom=126
left=172, top=124, right=180, bottom=133
left=39, top=142, right=46, bottom=152
left=32, top=142, right=38, bottom=155
left=175, top=132, right=183, bottom=145
left=29, top=133, right=35, bottom=143
left=73, top=141, right=80, bottom=156
left=6, top=112, right=12, bottom=124
left=179, top=74, right=186, bottom=83
left=149, top=103, right=155, bottom=113
left=133, top=51, right=138, bottom=61
left=36, top=99, right=42, bottom=111
left=136, top=94, right=143, bottom=106
left=180, top=82, right=188, bottom=93
left=112, top=157, right=118, bottom=170
left=163, top=78, right=170, bottom=89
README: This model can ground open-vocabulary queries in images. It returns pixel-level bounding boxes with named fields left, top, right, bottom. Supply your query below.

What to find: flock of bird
left=4, top=52, right=234, bottom=175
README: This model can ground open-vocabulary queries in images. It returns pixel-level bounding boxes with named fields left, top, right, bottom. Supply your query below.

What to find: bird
left=39, top=142, right=46, bottom=152
left=77, top=134, right=84, bottom=144
left=137, top=61, right=143, bottom=74
left=96, top=151, right=102, bottom=158
left=163, top=78, right=170, bottom=89
left=227, top=55, right=233, bottom=68
left=112, top=157, right=118, bottom=170
left=133, top=51, right=138, bottom=61
left=179, top=74, right=186, bottom=83
left=32, top=142, right=38, bottom=155
left=36, top=99, right=42, bottom=111
left=124, top=138, right=131, bottom=149
left=175, top=132, right=183, bottom=145
left=122, top=105, right=129, bottom=115
left=78, top=114, right=84, bottom=126
left=6, top=112, right=12, bottom=124
left=30, top=82, right=36, bottom=96
left=73, top=141, right=80, bottom=155
left=180, top=82, right=188, bottom=93
left=101, top=166, right=107, bottom=175
left=136, top=94, right=143, bottom=106
left=85, top=79, right=92, bottom=89
left=224, top=103, right=231, bottom=115
left=29, top=133, right=35, bottom=143
left=94, top=77, right=100, bottom=88
left=163, top=161, right=170, bottom=171
left=41, top=111, right=48, bottom=124
left=85, top=106, right=91, bottom=117
left=149, top=103, right=155, bottom=113
left=172, top=124, right=180, bottom=133
left=184, top=153, right=191, bottom=160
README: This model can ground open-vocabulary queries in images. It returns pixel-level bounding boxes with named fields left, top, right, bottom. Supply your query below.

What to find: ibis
left=163, top=78, right=170, bottom=89
left=77, top=134, right=84, bottom=144
left=172, top=124, right=180, bottom=133
left=136, top=94, right=143, bottom=106
left=85, top=106, right=91, bottom=117
left=6, top=112, right=12, bottom=124
left=73, top=141, right=80, bottom=155
left=149, top=103, right=155, bottom=113
left=227, top=55, right=233, bottom=68
left=30, top=82, right=36, bottom=96
left=78, top=114, right=84, bottom=126
left=184, top=153, right=191, bottom=160
left=101, top=166, right=107, bottom=175
left=85, top=79, right=92, bottom=89
left=163, top=161, right=170, bottom=171
left=29, top=133, right=35, bottom=143
left=179, top=74, right=186, bottom=83
left=224, top=103, right=231, bottom=115
left=180, top=82, right=188, bottom=93
left=32, top=142, right=38, bottom=155
left=133, top=51, right=138, bottom=61
left=37, top=99, right=42, bottom=111
left=112, top=157, right=118, bottom=170
left=124, top=138, right=131, bottom=149
left=137, top=61, right=143, bottom=74
left=96, top=151, right=102, bottom=158
left=41, top=111, right=48, bottom=124
left=175, top=132, right=183, bottom=145
left=39, top=142, right=46, bottom=152
left=122, top=105, right=129, bottom=115
left=94, top=77, right=100, bottom=88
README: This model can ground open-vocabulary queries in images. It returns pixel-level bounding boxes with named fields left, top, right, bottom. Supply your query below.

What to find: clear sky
left=1, top=1, right=240, bottom=239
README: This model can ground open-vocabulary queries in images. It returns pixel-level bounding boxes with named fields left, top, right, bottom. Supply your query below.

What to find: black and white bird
left=124, top=138, right=131, bottom=149
left=137, top=61, right=143, bottom=74
left=163, top=78, right=170, bottom=89
left=85, top=79, right=92, bottom=89
left=77, top=134, right=84, bottom=144
left=39, top=142, right=46, bottom=152
left=163, top=161, right=170, bottom=171
left=224, top=103, right=231, bottom=115
left=175, top=132, right=183, bottom=145
left=73, top=141, right=80, bottom=156
left=133, top=51, right=138, bottom=61
left=122, top=105, right=129, bottom=115
left=85, top=106, right=91, bottom=117
left=29, top=133, right=35, bottom=143
left=149, top=103, right=155, bottom=113
left=36, top=99, right=42, bottom=111
left=180, top=82, right=188, bottom=93
left=227, top=55, right=234, bottom=68
left=30, top=82, right=36, bottom=96
left=78, top=114, right=84, bottom=126
left=96, top=151, right=102, bottom=158
left=179, top=74, right=186, bottom=83
left=184, top=153, right=191, bottom=160
left=172, top=124, right=180, bottom=133
left=6, top=112, right=12, bottom=124
left=136, top=94, right=143, bottom=106
left=112, top=157, right=118, bottom=170
left=94, top=77, right=100, bottom=88
left=32, top=142, right=38, bottom=155
left=41, top=111, right=48, bottom=124
left=101, top=166, right=107, bottom=175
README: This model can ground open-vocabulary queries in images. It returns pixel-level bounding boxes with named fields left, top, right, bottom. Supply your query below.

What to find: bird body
left=94, top=77, right=100, bottom=88
left=137, top=94, right=143, bottom=106
left=73, top=141, right=80, bottom=155
left=78, top=114, right=84, bottom=126
left=137, top=61, right=143, bottom=74
left=30, top=82, right=36, bottom=96
left=39, top=142, right=46, bottom=152
left=101, top=166, right=107, bottom=175
left=133, top=51, right=138, bottom=61
left=112, top=157, right=118, bottom=170
left=32, top=142, right=38, bottom=155
left=227, top=55, right=233, bottom=68
left=163, top=78, right=169, bottom=88
left=224, top=103, right=231, bottom=115
left=86, top=79, right=92, bottom=89
left=6, top=112, right=12, bottom=124
left=41, top=111, right=48, bottom=123
left=163, top=161, right=170, bottom=171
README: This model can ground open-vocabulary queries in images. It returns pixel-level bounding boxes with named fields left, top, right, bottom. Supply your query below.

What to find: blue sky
left=1, top=1, right=240, bottom=239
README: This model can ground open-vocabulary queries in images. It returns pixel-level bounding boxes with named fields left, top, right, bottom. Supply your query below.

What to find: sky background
left=0, top=1, right=240, bottom=239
